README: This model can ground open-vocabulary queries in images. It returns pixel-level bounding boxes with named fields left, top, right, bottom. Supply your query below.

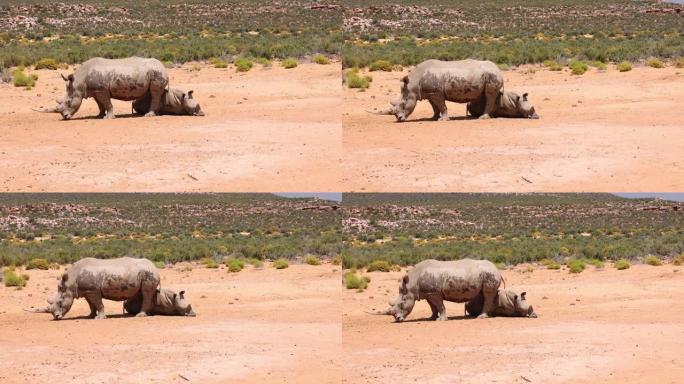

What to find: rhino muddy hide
left=370, top=259, right=503, bottom=322
left=132, top=88, right=205, bottom=116
left=27, top=257, right=160, bottom=320
left=465, top=289, right=538, bottom=318
left=35, top=57, right=169, bottom=120
left=123, top=288, right=196, bottom=316
left=373, top=59, right=504, bottom=122
left=466, top=91, right=539, bottom=119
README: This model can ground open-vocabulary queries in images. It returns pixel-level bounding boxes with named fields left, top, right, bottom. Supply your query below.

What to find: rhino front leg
left=85, top=297, right=98, bottom=318
left=85, top=294, right=106, bottom=319
left=94, top=93, right=115, bottom=119
left=429, top=96, right=449, bottom=121
left=426, top=295, right=448, bottom=321
left=428, top=99, right=440, bottom=120
left=94, top=98, right=106, bottom=118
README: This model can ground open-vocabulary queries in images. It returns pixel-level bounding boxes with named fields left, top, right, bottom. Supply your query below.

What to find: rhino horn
left=24, top=306, right=52, bottom=313
left=365, top=308, right=394, bottom=316
left=32, top=106, right=60, bottom=113
left=366, top=106, right=395, bottom=115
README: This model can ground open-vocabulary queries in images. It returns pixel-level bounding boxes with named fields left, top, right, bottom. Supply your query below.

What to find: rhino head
left=512, top=93, right=539, bottom=119
left=27, top=273, right=75, bottom=320
left=180, top=90, right=204, bottom=116
left=168, top=289, right=196, bottom=316
left=371, top=76, right=417, bottom=122
left=56, top=73, right=84, bottom=120
left=369, top=275, right=416, bottom=322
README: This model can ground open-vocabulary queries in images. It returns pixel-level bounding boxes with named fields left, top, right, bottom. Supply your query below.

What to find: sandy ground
left=343, top=65, right=684, bottom=192
left=0, top=262, right=341, bottom=384
left=343, top=263, right=684, bottom=384
left=0, top=62, right=341, bottom=192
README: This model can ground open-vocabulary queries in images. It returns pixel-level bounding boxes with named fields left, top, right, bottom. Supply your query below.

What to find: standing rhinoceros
left=372, top=59, right=504, bottom=122
left=27, top=257, right=160, bottom=320
left=132, top=88, right=205, bottom=116
left=35, top=57, right=169, bottom=120
left=370, top=259, right=502, bottom=322
left=467, top=91, right=539, bottom=119
left=123, top=288, right=196, bottom=317
left=465, top=289, right=538, bottom=318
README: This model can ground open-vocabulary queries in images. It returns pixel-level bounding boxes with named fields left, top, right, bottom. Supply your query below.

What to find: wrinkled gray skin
left=123, top=288, right=196, bottom=316
left=372, top=259, right=502, bottom=322
left=38, top=57, right=169, bottom=120
left=375, top=59, right=504, bottom=122
left=467, top=91, right=539, bottom=119
left=132, top=88, right=205, bottom=116
left=28, top=257, right=160, bottom=320
left=465, top=289, right=538, bottom=318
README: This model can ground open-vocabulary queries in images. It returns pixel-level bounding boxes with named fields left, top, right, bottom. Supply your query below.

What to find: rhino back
left=75, top=57, right=168, bottom=101
left=68, top=257, right=159, bottom=301
left=410, top=259, right=501, bottom=302
left=409, top=60, right=503, bottom=103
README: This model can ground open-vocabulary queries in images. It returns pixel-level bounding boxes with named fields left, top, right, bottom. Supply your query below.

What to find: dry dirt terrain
left=343, top=263, right=684, bottom=384
left=0, top=262, right=341, bottom=384
left=343, top=65, right=684, bottom=192
left=0, top=62, right=341, bottom=192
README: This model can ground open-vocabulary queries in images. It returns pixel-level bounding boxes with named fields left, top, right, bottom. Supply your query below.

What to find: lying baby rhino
left=132, top=88, right=205, bottom=116
left=123, top=288, right=196, bottom=317
left=465, top=289, right=537, bottom=318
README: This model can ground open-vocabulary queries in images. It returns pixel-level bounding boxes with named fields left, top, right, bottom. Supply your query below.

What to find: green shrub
left=3, top=269, right=27, bottom=287
left=312, top=54, right=330, bottom=65
left=546, top=261, right=561, bottom=270
left=345, top=68, right=372, bottom=89
left=647, top=58, right=664, bottom=69
left=645, top=255, right=662, bottom=266
left=162, top=61, right=174, bottom=69
left=617, top=61, right=632, bottom=72
left=589, top=61, right=607, bottom=70
left=247, top=258, right=263, bottom=268
left=369, top=60, right=393, bottom=72
left=154, top=260, right=166, bottom=269
left=569, top=61, right=588, bottom=75
left=367, top=260, right=392, bottom=272
left=673, top=254, right=684, bottom=266
left=34, top=58, right=60, bottom=70
left=234, top=57, right=253, bottom=72
left=614, top=259, right=630, bottom=270
left=226, top=258, right=245, bottom=272
left=304, top=255, right=321, bottom=265
left=344, top=270, right=370, bottom=290
left=675, top=58, right=684, bottom=69
left=586, top=258, right=604, bottom=268
left=273, top=258, right=289, bottom=269
left=281, top=58, right=298, bottom=69
left=567, top=259, right=586, bottom=273
left=256, top=57, right=272, bottom=67
left=497, top=63, right=510, bottom=71
left=208, top=57, right=228, bottom=68
left=543, top=60, right=563, bottom=71
left=495, top=262, right=507, bottom=270
left=26, top=258, right=50, bottom=270
left=200, top=257, right=219, bottom=269
left=12, top=67, right=38, bottom=88
left=331, top=255, right=342, bottom=266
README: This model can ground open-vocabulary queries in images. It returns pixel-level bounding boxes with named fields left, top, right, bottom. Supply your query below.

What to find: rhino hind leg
left=480, top=83, right=500, bottom=120
left=132, top=93, right=151, bottom=115
left=146, top=77, right=167, bottom=117
left=465, top=292, right=484, bottom=317
left=124, top=292, right=143, bottom=315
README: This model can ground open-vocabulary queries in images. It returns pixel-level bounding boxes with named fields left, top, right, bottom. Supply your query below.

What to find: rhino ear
left=522, top=93, right=528, bottom=101
left=521, top=292, right=527, bottom=300
left=516, top=95, right=521, bottom=103
left=402, top=275, right=409, bottom=285
left=187, top=90, right=194, bottom=99
left=401, top=75, right=408, bottom=85
left=181, top=93, right=186, bottom=101
left=61, top=273, right=68, bottom=282
left=179, top=290, right=185, bottom=299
